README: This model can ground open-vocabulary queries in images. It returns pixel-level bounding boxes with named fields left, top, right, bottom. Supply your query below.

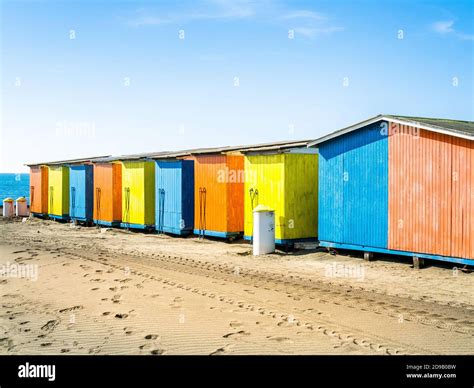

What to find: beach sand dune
left=0, top=217, right=472, bottom=355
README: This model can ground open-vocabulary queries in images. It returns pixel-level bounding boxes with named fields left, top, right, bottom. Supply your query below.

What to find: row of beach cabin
left=27, top=115, right=474, bottom=266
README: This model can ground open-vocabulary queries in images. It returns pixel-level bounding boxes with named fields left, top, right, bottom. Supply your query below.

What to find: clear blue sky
left=1, top=0, right=473, bottom=172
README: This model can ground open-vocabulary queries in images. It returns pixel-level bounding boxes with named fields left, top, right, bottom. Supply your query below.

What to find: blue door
left=155, top=160, right=194, bottom=235
left=69, top=165, right=94, bottom=221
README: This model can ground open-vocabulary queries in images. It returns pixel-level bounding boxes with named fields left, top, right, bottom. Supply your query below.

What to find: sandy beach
left=0, top=216, right=472, bottom=355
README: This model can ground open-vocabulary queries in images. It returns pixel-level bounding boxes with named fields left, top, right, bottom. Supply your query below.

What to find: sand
left=0, top=216, right=472, bottom=355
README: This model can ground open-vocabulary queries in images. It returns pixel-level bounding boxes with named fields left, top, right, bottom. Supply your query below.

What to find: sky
left=1, top=0, right=473, bottom=172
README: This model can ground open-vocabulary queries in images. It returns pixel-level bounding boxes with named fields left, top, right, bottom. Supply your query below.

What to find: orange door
left=30, top=166, right=48, bottom=214
left=93, top=163, right=122, bottom=223
left=184, top=154, right=244, bottom=234
left=189, top=155, right=228, bottom=233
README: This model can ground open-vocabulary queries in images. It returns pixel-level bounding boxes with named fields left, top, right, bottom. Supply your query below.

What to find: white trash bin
left=16, top=197, right=28, bottom=217
left=252, top=205, right=275, bottom=256
left=2, top=198, right=14, bottom=217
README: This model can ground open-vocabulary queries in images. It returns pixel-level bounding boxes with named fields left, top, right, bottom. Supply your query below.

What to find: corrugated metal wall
left=93, top=163, right=122, bottom=223
left=69, top=165, right=94, bottom=221
left=187, top=154, right=244, bottom=235
left=121, top=161, right=155, bottom=226
left=318, top=122, right=388, bottom=248
left=30, top=166, right=48, bottom=214
left=189, top=154, right=227, bottom=233
left=48, top=166, right=69, bottom=217
left=389, top=125, right=474, bottom=259
left=244, top=153, right=318, bottom=241
left=155, top=160, right=194, bottom=235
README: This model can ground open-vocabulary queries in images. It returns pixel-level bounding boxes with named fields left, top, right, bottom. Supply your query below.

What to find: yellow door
left=48, top=166, right=69, bottom=216
left=283, top=153, right=318, bottom=240
left=121, top=161, right=155, bottom=225
left=244, top=154, right=285, bottom=239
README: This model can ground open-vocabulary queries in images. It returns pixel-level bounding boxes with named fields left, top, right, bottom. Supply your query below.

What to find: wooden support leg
left=363, top=252, right=374, bottom=261
left=413, top=256, right=424, bottom=269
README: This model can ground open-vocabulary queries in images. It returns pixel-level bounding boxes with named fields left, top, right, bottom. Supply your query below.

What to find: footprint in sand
left=170, top=297, right=184, bottom=308
left=223, top=330, right=250, bottom=338
left=102, top=312, right=111, bottom=316
left=277, top=320, right=297, bottom=327
left=210, top=344, right=234, bottom=355
left=89, top=346, right=101, bottom=354
left=15, top=257, right=33, bottom=263
left=267, top=336, right=294, bottom=344
left=145, top=334, right=160, bottom=340
left=114, top=313, right=128, bottom=319
left=112, top=295, right=121, bottom=304
left=41, top=320, right=59, bottom=332
left=3, top=294, right=22, bottom=299
left=0, top=338, right=13, bottom=348
left=229, top=321, right=243, bottom=328
left=59, top=305, right=83, bottom=313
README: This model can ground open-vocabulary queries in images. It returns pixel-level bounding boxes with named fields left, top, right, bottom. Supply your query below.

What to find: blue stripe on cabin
left=192, top=229, right=241, bottom=239
left=69, top=165, right=94, bottom=222
left=94, top=220, right=120, bottom=227
left=318, top=122, right=388, bottom=249
left=119, top=222, right=154, bottom=230
left=49, top=214, right=70, bottom=221
left=155, top=160, right=194, bottom=235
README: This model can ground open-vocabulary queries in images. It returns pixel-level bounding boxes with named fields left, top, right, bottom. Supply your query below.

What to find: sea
left=0, top=173, right=30, bottom=204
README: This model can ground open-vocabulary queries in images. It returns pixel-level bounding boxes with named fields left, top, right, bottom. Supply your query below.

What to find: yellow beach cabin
left=243, top=150, right=318, bottom=245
